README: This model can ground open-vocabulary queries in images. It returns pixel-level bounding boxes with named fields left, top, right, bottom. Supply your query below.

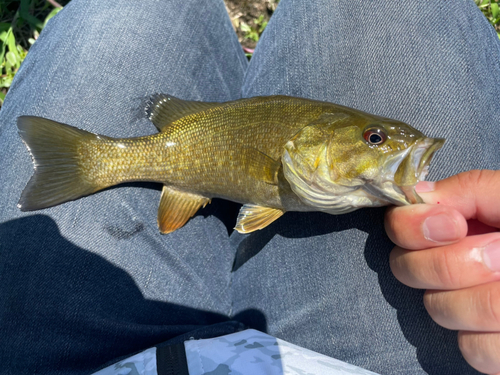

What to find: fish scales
left=79, top=97, right=325, bottom=207
left=157, top=98, right=324, bottom=206
left=17, top=95, right=445, bottom=233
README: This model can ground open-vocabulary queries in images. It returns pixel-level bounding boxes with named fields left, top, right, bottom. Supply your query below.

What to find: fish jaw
left=367, top=137, right=445, bottom=206
left=396, top=137, right=445, bottom=204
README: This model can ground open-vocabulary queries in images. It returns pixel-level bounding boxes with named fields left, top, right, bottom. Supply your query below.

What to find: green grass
left=1, top=1, right=499, bottom=107
left=475, top=0, right=500, bottom=38
left=1, top=0, right=64, bottom=105
left=240, top=15, right=268, bottom=43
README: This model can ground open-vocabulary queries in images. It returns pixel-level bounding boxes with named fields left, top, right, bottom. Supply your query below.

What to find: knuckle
left=455, top=169, right=482, bottom=189
left=384, top=208, right=406, bottom=243
left=484, top=286, right=500, bottom=328
left=389, top=248, right=410, bottom=283
left=423, top=291, right=440, bottom=318
left=385, top=205, right=426, bottom=249
left=457, top=331, right=473, bottom=356
left=455, top=169, right=495, bottom=196
left=431, top=247, right=460, bottom=288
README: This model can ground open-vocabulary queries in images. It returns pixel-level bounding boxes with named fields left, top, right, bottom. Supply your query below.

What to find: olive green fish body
left=17, top=95, right=445, bottom=233
left=148, top=97, right=316, bottom=207
left=80, top=97, right=349, bottom=208
left=145, top=96, right=334, bottom=207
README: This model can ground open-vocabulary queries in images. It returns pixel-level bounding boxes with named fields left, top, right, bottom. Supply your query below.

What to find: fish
left=17, top=95, right=445, bottom=234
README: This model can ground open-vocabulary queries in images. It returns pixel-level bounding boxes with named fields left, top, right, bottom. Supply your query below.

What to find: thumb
left=416, top=170, right=500, bottom=228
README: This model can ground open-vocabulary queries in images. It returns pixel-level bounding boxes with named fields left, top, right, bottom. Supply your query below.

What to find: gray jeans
left=0, top=0, right=498, bottom=374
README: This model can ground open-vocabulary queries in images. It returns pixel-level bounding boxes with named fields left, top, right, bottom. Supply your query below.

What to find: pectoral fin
left=242, top=147, right=281, bottom=185
left=235, top=204, right=284, bottom=233
left=158, top=185, right=210, bottom=234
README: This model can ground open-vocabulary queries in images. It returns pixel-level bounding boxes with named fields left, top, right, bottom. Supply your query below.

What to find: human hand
left=385, top=170, right=500, bottom=374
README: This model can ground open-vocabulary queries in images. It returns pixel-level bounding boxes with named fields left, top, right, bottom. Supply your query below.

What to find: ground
left=224, top=0, right=279, bottom=50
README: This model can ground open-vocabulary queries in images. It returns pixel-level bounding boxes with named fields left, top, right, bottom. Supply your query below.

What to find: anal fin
left=158, top=185, right=210, bottom=234
left=235, top=204, right=284, bottom=233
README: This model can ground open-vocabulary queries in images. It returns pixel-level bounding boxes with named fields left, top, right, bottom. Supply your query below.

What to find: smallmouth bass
left=17, top=95, right=444, bottom=233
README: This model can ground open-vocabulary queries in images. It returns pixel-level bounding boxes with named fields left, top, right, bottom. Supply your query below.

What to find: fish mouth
left=367, top=137, right=445, bottom=206
left=396, top=137, right=445, bottom=204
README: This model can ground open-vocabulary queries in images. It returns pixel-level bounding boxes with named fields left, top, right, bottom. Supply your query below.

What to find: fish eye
left=363, top=127, right=387, bottom=145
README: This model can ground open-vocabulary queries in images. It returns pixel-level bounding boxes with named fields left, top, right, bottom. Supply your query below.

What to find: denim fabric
left=0, top=1, right=246, bottom=373
left=0, top=0, right=499, bottom=374
left=233, top=1, right=500, bottom=374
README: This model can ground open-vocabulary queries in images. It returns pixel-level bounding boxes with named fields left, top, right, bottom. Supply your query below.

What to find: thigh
left=234, top=1, right=499, bottom=374
left=0, top=0, right=247, bottom=373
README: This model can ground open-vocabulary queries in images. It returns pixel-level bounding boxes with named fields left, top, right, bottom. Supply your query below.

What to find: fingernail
left=416, top=181, right=435, bottom=193
left=423, top=214, right=460, bottom=243
left=483, top=240, right=500, bottom=272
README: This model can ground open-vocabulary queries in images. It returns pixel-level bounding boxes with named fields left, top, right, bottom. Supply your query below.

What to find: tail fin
left=17, top=116, right=101, bottom=211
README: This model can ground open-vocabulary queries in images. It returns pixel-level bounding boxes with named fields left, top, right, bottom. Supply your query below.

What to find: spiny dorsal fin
left=158, top=185, right=211, bottom=234
left=241, top=147, right=280, bottom=185
left=145, top=94, right=222, bottom=132
left=234, top=204, right=284, bottom=233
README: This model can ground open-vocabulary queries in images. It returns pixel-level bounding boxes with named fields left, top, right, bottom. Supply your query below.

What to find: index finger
left=417, top=170, right=500, bottom=229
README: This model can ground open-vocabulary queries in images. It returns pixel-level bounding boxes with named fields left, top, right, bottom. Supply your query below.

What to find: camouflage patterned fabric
left=92, top=347, right=157, bottom=375
left=93, top=329, right=379, bottom=375
left=185, top=329, right=379, bottom=375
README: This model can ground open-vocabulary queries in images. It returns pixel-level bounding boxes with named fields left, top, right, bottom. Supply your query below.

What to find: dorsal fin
left=145, top=94, right=222, bottom=132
